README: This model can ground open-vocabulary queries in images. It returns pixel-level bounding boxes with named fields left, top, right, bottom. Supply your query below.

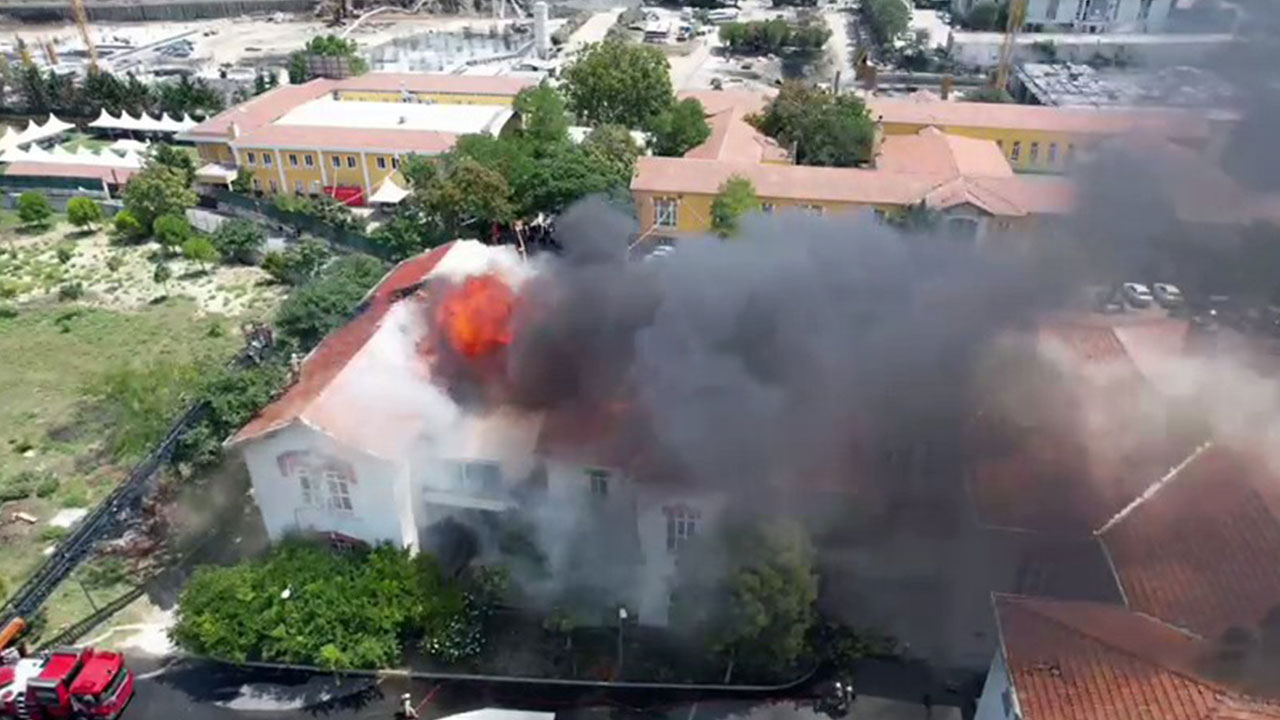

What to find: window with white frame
left=263, top=153, right=273, bottom=167
left=246, top=151, right=257, bottom=166
left=288, top=153, right=298, bottom=167
left=294, top=180, right=304, bottom=194
left=269, top=180, right=278, bottom=193
left=252, top=177, right=261, bottom=191
left=665, top=506, right=701, bottom=552
left=445, top=460, right=502, bottom=493
left=1010, top=141, right=1022, bottom=162
left=325, top=468, right=353, bottom=511
left=331, top=155, right=342, bottom=169
left=654, top=197, right=678, bottom=228
left=304, top=154, right=314, bottom=167
left=586, top=468, right=610, bottom=497
left=280, top=451, right=356, bottom=514
left=800, top=203, right=824, bottom=216
left=346, top=155, right=357, bottom=168
left=1048, top=143, right=1058, bottom=165
left=761, top=202, right=775, bottom=214
left=391, top=157, right=400, bottom=169
left=1029, top=142, right=1040, bottom=164
left=376, top=157, right=387, bottom=170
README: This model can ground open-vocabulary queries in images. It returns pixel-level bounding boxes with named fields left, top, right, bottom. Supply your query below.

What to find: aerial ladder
left=69, top=0, right=97, bottom=69
left=992, top=0, right=1027, bottom=94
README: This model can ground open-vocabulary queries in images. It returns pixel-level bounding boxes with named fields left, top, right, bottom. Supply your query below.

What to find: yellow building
left=632, top=91, right=1075, bottom=241
left=867, top=97, right=1217, bottom=174
left=180, top=73, right=537, bottom=204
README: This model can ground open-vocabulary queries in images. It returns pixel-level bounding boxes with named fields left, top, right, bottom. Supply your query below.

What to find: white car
left=1152, top=283, right=1184, bottom=308
left=1123, top=282, right=1154, bottom=308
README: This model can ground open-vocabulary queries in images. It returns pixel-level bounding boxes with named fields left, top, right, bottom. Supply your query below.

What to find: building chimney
left=228, top=121, right=241, bottom=139
left=533, top=1, right=551, bottom=60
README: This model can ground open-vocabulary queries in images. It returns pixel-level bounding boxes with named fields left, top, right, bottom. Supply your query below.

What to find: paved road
left=563, top=7, right=625, bottom=57
left=824, top=10, right=857, bottom=87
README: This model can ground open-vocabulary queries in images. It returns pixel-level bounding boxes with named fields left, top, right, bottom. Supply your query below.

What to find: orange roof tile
left=868, top=98, right=1211, bottom=139
left=877, top=126, right=1014, bottom=178
left=2, top=162, right=137, bottom=185
left=232, top=124, right=460, bottom=154
left=334, top=72, right=537, bottom=97
left=995, top=595, right=1280, bottom=720
left=1101, top=446, right=1280, bottom=638
left=227, top=245, right=454, bottom=451
left=183, top=80, right=336, bottom=142
left=633, top=156, right=937, bottom=205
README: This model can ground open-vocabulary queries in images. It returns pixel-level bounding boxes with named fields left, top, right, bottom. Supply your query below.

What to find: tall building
left=952, top=0, right=1174, bottom=33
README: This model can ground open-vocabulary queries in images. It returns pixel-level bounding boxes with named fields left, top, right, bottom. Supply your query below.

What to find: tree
left=122, top=164, right=196, bottom=233
left=562, top=39, right=673, bottom=129
left=515, top=83, right=571, bottom=145
left=674, top=519, right=818, bottom=679
left=153, top=213, right=193, bottom=254
left=155, top=75, right=225, bottom=116
left=369, top=211, right=444, bottom=262
left=211, top=218, right=265, bottom=265
left=964, top=1, right=1002, bottom=30
left=419, top=156, right=515, bottom=234
left=151, top=144, right=197, bottom=186
left=16, top=192, right=52, bottom=228
left=181, top=235, right=219, bottom=271
left=274, top=254, right=389, bottom=349
left=152, top=262, right=172, bottom=294
left=582, top=124, right=641, bottom=185
left=711, top=175, right=758, bottom=238
left=113, top=209, right=143, bottom=240
left=860, top=0, right=911, bottom=50
left=173, top=360, right=289, bottom=468
left=751, top=82, right=876, bottom=167
left=66, top=196, right=102, bottom=231
left=86, top=357, right=204, bottom=461
left=264, top=238, right=331, bottom=284
left=650, top=97, right=712, bottom=157
left=230, top=168, right=254, bottom=194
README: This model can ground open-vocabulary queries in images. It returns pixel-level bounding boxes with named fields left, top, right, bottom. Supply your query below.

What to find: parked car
left=1152, top=282, right=1183, bottom=308
left=1123, top=282, right=1154, bottom=308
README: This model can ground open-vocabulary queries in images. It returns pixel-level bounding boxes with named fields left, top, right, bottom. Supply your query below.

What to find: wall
left=335, top=90, right=519, bottom=106
left=634, top=486, right=725, bottom=627
left=633, top=190, right=887, bottom=236
left=196, top=141, right=234, bottom=165
left=239, top=422, right=412, bottom=547
left=975, top=650, right=1021, bottom=720
left=0, top=0, right=312, bottom=23
left=881, top=121, right=1082, bottom=173
left=231, top=146, right=408, bottom=195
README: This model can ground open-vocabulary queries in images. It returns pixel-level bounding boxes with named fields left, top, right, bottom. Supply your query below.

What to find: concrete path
left=563, top=7, right=625, bottom=57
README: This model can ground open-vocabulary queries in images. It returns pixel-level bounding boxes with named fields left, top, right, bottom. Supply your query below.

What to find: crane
left=70, top=0, right=97, bottom=68
left=992, top=0, right=1027, bottom=94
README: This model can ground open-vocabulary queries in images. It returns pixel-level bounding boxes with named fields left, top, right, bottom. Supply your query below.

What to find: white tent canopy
left=0, top=145, right=144, bottom=169
left=88, top=109, right=199, bottom=134
left=109, top=139, right=151, bottom=153
left=0, top=115, right=75, bottom=152
left=369, top=175, right=409, bottom=205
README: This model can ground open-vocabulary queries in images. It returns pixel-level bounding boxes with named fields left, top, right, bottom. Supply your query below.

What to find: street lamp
left=616, top=606, right=628, bottom=679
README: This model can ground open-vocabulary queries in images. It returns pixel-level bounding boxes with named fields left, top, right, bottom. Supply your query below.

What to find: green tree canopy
left=113, top=209, right=142, bottom=240
left=151, top=144, right=197, bottom=186
left=273, top=253, right=389, bottom=349
left=369, top=210, right=445, bottom=262
left=418, top=155, right=515, bottom=234
left=861, top=0, right=911, bottom=49
left=515, top=83, right=571, bottom=145
left=719, top=19, right=830, bottom=55
left=650, top=97, right=712, bottom=157
left=122, top=164, right=196, bottom=233
left=152, top=261, right=172, bottom=292
left=181, top=235, right=219, bottom=270
left=211, top=218, right=265, bottom=265
left=711, top=175, right=759, bottom=238
left=562, top=39, right=673, bottom=129
left=66, top=196, right=102, bottom=230
left=153, top=213, right=193, bottom=254
left=751, top=82, right=875, bottom=167
left=582, top=124, right=642, bottom=185
left=964, top=1, right=1002, bottom=30
left=16, top=192, right=52, bottom=227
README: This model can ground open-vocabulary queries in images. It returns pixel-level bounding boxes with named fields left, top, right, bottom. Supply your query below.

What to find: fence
left=206, top=188, right=390, bottom=259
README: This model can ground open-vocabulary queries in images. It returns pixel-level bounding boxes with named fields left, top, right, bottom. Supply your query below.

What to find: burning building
left=226, top=240, right=725, bottom=626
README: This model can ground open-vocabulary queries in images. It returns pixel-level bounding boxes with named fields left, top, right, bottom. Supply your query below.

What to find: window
left=1010, top=141, right=1022, bottom=162
left=269, top=180, right=278, bottom=193
left=304, top=154, right=314, bottom=167
left=288, top=153, right=298, bottom=167
left=294, top=180, right=304, bottom=194
left=586, top=468, right=609, bottom=496
left=665, top=506, right=700, bottom=552
left=252, top=177, right=261, bottom=191
left=311, top=179, right=321, bottom=194
left=331, top=155, right=342, bottom=169
left=263, top=153, right=273, bottom=167
left=761, top=202, right=775, bottom=214
left=281, top=451, right=356, bottom=514
left=654, top=196, right=678, bottom=228
left=1029, top=142, right=1040, bottom=164
left=446, top=461, right=502, bottom=493
left=391, top=157, right=400, bottom=169
left=376, top=156, right=387, bottom=170
left=246, top=151, right=257, bottom=165
left=800, top=204, right=824, bottom=216
left=1048, top=143, right=1058, bottom=165
left=346, top=155, right=357, bottom=168
left=325, top=469, right=353, bottom=512
left=298, top=465, right=319, bottom=507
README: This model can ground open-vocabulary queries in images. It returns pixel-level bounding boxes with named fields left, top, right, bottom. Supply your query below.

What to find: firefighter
left=400, top=693, right=419, bottom=719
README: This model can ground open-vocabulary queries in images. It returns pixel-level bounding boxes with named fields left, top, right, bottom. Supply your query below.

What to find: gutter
left=1093, top=441, right=1212, bottom=536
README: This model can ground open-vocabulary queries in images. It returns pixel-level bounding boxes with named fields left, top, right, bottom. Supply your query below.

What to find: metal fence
left=206, top=188, right=389, bottom=259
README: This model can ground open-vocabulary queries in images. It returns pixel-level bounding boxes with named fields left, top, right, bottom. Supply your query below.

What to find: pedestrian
left=400, top=693, right=419, bottom=719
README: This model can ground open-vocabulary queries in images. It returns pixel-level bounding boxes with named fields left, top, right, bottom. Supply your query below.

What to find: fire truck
left=0, top=620, right=134, bottom=720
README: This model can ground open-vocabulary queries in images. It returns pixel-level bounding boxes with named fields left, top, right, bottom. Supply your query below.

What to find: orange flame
left=435, top=274, right=515, bottom=358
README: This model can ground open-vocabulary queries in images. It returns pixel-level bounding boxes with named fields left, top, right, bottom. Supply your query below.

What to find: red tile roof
left=232, top=124, right=461, bottom=154
left=1101, top=446, right=1280, bottom=638
left=995, top=595, right=1280, bottom=720
left=868, top=98, right=1212, bottom=139
left=3, top=162, right=137, bottom=185
left=183, top=80, right=336, bottom=142
left=333, top=72, right=537, bottom=97
left=226, top=244, right=454, bottom=450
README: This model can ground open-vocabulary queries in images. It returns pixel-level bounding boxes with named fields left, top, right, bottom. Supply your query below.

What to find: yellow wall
left=335, top=90, right=518, bottom=106
left=881, top=121, right=1088, bottom=174
left=229, top=146, right=410, bottom=195
left=196, top=141, right=234, bottom=164
left=634, top=191, right=881, bottom=234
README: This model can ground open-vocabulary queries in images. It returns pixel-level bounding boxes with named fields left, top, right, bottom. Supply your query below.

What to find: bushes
left=153, top=213, right=193, bottom=254
left=66, top=196, right=102, bottom=230
left=274, top=254, right=388, bottom=349
left=272, top=194, right=366, bottom=234
left=112, top=210, right=143, bottom=240
left=211, top=218, right=265, bottom=265
left=719, top=19, right=830, bottom=55
left=171, top=541, right=478, bottom=669
left=58, top=282, right=85, bottom=301
left=17, top=192, right=53, bottom=228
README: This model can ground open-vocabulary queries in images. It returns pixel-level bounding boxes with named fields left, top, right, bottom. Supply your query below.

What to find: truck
left=0, top=646, right=134, bottom=720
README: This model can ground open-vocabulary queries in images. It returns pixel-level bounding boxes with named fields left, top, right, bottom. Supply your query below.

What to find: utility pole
left=615, top=606, right=628, bottom=679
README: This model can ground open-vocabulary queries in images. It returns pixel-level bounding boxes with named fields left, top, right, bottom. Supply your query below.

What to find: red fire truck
left=0, top=645, right=134, bottom=720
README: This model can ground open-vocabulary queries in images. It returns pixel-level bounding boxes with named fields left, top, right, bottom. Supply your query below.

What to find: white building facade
left=952, top=0, right=1173, bottom=32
